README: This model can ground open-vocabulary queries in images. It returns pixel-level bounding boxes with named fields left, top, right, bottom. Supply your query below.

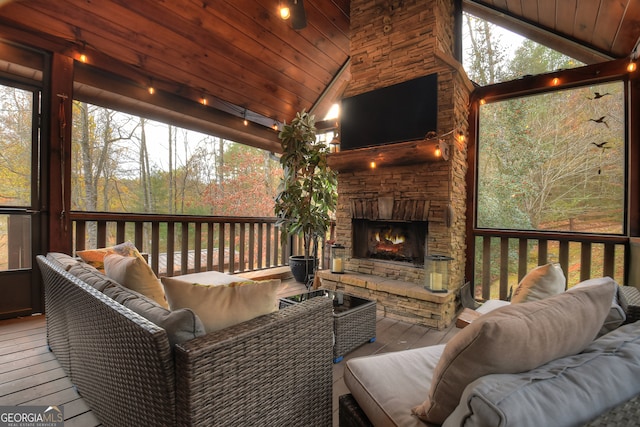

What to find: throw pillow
left=412, top=279, right=616, bottom=425
left=572, top=277, right=626, bottom=336
left=104, top=285, right=205, bottom=347
left=161, top=277, right=282, bottom=333
left=104, top=253, right=168, bottom=309
left=510, top=262, right=565, bottom=303
left=76, top=241, right=141, bottom=271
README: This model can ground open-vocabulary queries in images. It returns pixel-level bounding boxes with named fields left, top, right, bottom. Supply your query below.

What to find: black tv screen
left=340, top=73, right=438, bottom=150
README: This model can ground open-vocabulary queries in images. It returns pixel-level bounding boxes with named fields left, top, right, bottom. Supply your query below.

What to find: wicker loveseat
left=37, top=253, right=333, bottom=426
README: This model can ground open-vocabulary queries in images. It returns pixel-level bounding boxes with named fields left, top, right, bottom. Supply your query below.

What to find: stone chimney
left=334, top=0, right=472, bottom=290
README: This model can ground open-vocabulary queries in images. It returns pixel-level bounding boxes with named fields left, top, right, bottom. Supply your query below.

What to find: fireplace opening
left=352, top=219, right=427, bottom=266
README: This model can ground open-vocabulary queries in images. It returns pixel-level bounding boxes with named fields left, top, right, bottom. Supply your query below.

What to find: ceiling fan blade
left=291, top=0, right=307, bottom=30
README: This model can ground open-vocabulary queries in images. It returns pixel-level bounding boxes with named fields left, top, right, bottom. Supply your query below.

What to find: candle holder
left=424, top=254, right=452, bottom=293
left=331, top=243, right=346, bottom=273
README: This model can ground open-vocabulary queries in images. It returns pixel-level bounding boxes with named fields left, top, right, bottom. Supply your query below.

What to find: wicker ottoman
left=280, top=289, right=377, bottom=362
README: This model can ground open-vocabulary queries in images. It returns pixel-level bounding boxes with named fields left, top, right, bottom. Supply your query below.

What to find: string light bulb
left=78, top=41, right=88, bottom=63
left=279, top=1, right=291, bottom=19
left=627, top=59, right=637, bottom=73
left=551, top=77, right=560, bottom=86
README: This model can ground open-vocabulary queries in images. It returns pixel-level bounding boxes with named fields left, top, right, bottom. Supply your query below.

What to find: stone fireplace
left=317, top=0, right=472, bottom=329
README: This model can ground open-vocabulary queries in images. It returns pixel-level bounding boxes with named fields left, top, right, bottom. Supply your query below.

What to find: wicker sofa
left=37, top=253, right=333, bottom=427
left=339, top=276, right=640, bottom=427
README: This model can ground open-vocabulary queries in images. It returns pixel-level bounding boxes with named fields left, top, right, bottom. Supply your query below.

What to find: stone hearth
left=318, top=0, right=472, bottom=329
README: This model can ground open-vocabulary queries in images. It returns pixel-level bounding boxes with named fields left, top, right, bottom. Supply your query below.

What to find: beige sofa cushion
left=104, top=253, right=168, bottom=308
left=68, top=262, right=120, bottom=292
left=510, top=262, right=566, bottom=303
left=46, top=252, right=80, bottom=271
left=412, top=279, right=616, bottom=424
left=344, top=345, right=446, bottom=427
left=161, top=277, right=282, bottom=332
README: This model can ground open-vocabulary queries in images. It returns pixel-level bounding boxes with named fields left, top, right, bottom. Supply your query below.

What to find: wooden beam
left=326, top=139, right=447, bottom=172
left=47, top=53, right=73, bottom=254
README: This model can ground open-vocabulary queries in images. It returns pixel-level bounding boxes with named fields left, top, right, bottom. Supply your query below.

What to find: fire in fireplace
left=352, top=219, right=427, bottom=265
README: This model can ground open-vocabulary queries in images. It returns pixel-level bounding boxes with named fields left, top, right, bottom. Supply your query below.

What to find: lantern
left=331, top=243, right=346, bottom=273
left=425, top=255, right=452, bottom=293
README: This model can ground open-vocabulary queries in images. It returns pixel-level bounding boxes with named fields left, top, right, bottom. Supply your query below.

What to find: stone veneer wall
left=334, top=0, right=472, bottom=304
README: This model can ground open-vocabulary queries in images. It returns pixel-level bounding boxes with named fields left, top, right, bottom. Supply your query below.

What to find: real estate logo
left=0, top=405, right=64, bottom=427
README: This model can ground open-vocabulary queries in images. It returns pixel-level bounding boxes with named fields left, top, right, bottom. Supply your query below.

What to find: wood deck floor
left=0, top=280, right=458, bottom=426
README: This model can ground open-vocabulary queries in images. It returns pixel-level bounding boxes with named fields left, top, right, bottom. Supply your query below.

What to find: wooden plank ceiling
left=0, top=0, right=638, bottom=139
left=0, top=0, right=351, bottom=128
left=465, top=0, right=640, bottom=63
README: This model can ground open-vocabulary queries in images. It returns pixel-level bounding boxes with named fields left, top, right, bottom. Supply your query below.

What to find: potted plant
left=275, top=111, right=338, bottom=283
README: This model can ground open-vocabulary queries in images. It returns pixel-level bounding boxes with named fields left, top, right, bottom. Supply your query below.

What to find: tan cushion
left=161, top=277, right=282, bottom=332
left=572, top=277, right=626, bottom=336
left=163, top=270, right=250, bottom=287
left=510, top=263, right=565, bottom=303
left=412, top=279, right=616, bottom=424
left=104, top=285, right=205, bottom=347
left=46, top=252, right=79, bottom=271
left=76, top=241, right=141, bottom=271
left=68, top=262, right=119, bottom=292
left=344, top=345, right=446, bottom=427
left=104, top=253, right=168, bottom=309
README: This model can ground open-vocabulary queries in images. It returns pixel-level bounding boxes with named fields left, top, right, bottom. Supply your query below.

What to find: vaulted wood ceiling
left=0, top=0, right=638, bottom=142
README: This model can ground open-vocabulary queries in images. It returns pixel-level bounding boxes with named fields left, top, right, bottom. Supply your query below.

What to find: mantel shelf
left=327, top=139, right=446, bottom=172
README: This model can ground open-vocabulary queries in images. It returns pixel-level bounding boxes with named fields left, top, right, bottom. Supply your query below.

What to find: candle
left=430, top=272, right=442, bottom=291
left=332, top=258, right=343, bottom=272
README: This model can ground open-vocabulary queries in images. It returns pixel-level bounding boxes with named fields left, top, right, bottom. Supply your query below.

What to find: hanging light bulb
left=435, top=144, right=442, bottom=157
left=272, top=121, right=279, bottom=131
left=148, top=85, right=155, bottom=95
left=243, top=110, right=248, bottom=126
left=551, top=77, right=560, bottom=86
left=627, top=59, right=637, bottom=73
left=279, top=1, right=291, bottom=20
left=201, top=94, right=207, bottom=105
left=78, top=41, right=88, bottom=63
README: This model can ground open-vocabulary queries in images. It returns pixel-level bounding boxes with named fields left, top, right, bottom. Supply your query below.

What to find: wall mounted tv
left=339, top=73, right=438, bottom=150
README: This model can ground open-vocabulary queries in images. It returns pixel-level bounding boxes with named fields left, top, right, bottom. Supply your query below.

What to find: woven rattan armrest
left=175, top=297, right=334, bottom=427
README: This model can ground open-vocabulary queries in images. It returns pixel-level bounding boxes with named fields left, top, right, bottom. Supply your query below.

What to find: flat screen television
left=339, top=73, right=438, bottom=150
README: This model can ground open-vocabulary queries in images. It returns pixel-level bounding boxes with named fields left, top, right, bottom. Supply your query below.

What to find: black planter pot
left=289, top=255, right=317, bottom=283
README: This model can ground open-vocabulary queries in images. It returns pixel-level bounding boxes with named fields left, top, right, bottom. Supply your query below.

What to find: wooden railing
left=70, top=212, right=306, bottom=277
left=472, top=230, right=628, bottom=300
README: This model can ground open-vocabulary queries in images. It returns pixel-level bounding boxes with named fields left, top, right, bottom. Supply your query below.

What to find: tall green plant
left=274, top=111, right=337, bottom=260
